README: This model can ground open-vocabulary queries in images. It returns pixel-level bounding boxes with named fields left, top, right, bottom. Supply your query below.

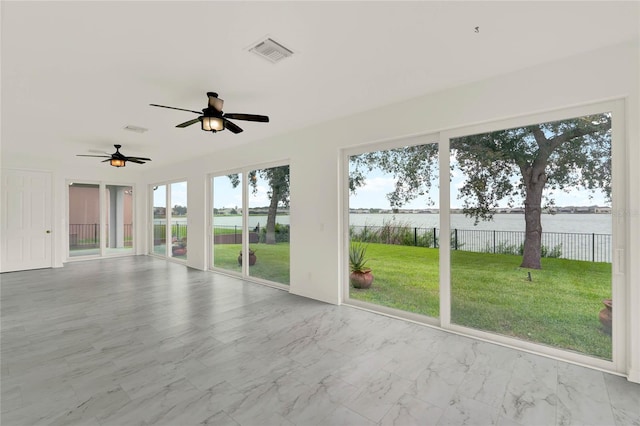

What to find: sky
left=153, top=181, right=189, bottom=208
left=349, top=167, right=609, bottom=209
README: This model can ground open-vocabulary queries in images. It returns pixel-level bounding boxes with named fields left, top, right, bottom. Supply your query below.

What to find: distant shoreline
left=349, top=208, right=612, bottom=215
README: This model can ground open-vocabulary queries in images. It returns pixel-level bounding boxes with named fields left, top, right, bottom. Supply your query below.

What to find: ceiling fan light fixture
left=201, top=116, right=224, bottom=132
left=110, top=158, right=126, bottom=167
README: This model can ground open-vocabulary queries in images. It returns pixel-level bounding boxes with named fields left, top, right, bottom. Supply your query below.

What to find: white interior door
left=1, top=169, right=53, bottom=272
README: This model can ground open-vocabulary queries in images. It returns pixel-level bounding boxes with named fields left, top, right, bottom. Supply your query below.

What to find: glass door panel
left=170, top=182, right=187, bottom=260
left=246, top=166, right=290, bottom=285
left=449, top=113, right=613, bottom=360
left=348, top=144, right=440, bottom=318
left=212, top=174, right=243, bottom=272
left=153, top=185, right=167, bottom=256
left=68, top=183, right=100, bottom=257
left=105, top=185, right=133, bottom=255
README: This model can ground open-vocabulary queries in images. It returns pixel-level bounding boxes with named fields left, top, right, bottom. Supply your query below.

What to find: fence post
left=235, top=225, right=238, bottom=244
left=592, top=233, right=595, bottom=262
left=493, top=230, right=496, bottom=253
left=433, top=227, right=437, bottom=248
left=454, top=229, right=458, bottom=250
left=94, top=223, right=98, bottom=245
left=414, top=227, right=418, bottom=246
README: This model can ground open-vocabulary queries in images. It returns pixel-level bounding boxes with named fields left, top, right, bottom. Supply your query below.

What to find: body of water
left=349, top=213, right=611, bottom=235
left=165, top=213, right=611, bottom=235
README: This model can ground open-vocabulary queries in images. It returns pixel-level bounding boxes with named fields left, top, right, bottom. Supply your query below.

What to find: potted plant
left=238, top=248, right=257, bottom=266
left=349, top=241, right=374, bottom=289
left=172, top=236, right=187, bottom=256
left=599, top=298, right=612, bottom=335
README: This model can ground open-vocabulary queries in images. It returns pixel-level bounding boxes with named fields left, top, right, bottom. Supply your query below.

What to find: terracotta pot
left=172, top=247, right=187, bottom=256
left=350, top=270, right=374, bottom=289
left=599, top=298, right=612, bottom=335
left=238, top=251, right=257, bottom=266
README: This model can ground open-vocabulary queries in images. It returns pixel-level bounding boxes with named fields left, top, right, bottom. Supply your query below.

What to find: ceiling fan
left=76, top=144, right=151, bottom=167
left=150, top=92, right=269, bottom=134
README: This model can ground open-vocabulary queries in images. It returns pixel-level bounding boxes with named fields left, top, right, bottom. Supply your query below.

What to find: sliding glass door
left=105, top=185, right=133, bottom=256
left=343, top=101, right=624, bottom=370
left=68, top=183, right=100, bottom=257
left=68, top=182, right=134, bottom=258
left=246, top=165, right=290, bottom=285
left=211, top=174, right=243, bottom=272
left=448, top=112, right=614, bottom=360
left=151, top=181, right=187, bottom=260
left=153, top=185, right=167, bottom=255
left=210, top=164, right=290, bottom=286
left=347, top=141, right=439, bottom=319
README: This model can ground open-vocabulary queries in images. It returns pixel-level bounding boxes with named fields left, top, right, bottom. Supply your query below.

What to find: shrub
left=259, top=223, right=290, bottom=243
left=482, top=241, right=563, bottom=258
left=482, top=241, right=520, bottom=255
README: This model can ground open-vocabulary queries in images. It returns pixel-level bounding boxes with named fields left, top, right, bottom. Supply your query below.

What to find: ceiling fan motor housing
left=150, top=91, right=267, bottom=134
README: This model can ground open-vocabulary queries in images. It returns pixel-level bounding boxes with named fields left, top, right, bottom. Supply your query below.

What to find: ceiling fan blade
left=101, top=159, right=111, bottom=162
left=127, top=159, right=146, bottom=164
left=77, top=154, right=111, bottom=158
left=176, top=118, right=201, bottom=128
left=223, top=118, right=243, bottom=134
left=224, top=113, right=269, bottom=122
left=150, top=104, right=201, bottom=114
left=125, top=156, right=152, bottom=161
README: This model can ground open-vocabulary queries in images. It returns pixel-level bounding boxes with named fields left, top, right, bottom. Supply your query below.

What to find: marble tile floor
left=1, top=256, right=638, bottom=426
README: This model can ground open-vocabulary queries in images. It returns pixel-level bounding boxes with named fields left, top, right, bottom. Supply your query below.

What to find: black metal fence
left=350, top=225, right=612, bottom=263
left=152, top=223, right=187, bottom=244
left=69, top=224, right=133, bottom=248
left=212, top=224, right=289, bottom=244
left=75, top=220, right=609, bottom=262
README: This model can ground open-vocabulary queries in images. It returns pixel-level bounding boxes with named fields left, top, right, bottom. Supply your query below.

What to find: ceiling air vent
left=249, top=38, right=293, bottom=63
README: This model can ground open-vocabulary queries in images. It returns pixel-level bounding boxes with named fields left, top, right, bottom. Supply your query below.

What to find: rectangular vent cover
left=249, top=38, right=293, bottom=63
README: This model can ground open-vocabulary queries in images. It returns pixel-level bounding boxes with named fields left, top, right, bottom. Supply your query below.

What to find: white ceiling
left=2, top=1, right=638, bottom=170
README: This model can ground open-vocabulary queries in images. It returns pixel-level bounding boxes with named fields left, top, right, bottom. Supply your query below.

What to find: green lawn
left=351, top=243, right=612, bottom=359
left=213, top=227, right=242, bottom=235
left=212, top=243, right=290, bottom=285
left=351, top=243, right=440, bottom=317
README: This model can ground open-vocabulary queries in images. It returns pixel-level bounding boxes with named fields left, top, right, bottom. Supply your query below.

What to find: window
left=68, top=182, right=134, bottom=258
left=151, top=181, right=187, bottom=260
left=210, top=164, right=290, bottom=286
left=246, top=165, right=290, bottom=285
left=68, top=183, right=100, bottom=257
left=346, top=139, right=439, bottom=319
left=448, top=112, right=614, bottom=360
left=211, top=174, right=243, bottom=273
left=343, top=101, right=625, bottom=370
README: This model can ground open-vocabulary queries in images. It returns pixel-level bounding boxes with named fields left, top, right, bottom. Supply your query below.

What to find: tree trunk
left=520, top=166, right=545, bottom=269
left=265, top=186, right=280, bottom=244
